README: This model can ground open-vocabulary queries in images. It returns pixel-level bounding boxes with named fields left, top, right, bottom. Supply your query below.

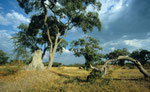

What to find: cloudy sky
left=0, top=0, right=150, bottom=64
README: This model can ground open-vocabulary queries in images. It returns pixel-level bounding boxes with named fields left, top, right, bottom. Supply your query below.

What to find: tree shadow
left=63, top=77, right=88, bottom=84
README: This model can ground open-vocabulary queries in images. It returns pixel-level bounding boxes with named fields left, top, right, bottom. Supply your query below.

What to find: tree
left=12, top=24, right=31, bottom=63
left=70, top=36, right=102, bottom=69
left=130, top=49, right=150, bottom=65
left=17, top=0, right=102, bottom=69
left=12, top=23, right=68, bottom=61
left=0, top=50, right=9, bottom=65
left=105, top=48, right=130, bottom=66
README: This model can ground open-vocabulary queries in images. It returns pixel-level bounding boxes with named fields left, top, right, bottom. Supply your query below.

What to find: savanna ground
left=0, top=65, right=150, bottom=92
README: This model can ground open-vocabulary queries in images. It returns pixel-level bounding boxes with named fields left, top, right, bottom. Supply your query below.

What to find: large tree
left=70, top=36, right=103, bottom=69
left=17, top=0, right=102, bottom=69
left=105, top=48, right=130, bottom=66
left=130, top=49, right=150, bottom=65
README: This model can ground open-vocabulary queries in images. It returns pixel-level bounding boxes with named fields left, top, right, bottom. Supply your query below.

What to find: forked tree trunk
left=91, top=56, right=150, bottom=78
left=42, top=1, right=71, bottom=69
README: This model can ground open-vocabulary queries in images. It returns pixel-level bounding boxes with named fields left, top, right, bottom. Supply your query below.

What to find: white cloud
left=102, top=40, right=121, bottom=47
left=63, top=48, right=71, bottom=54
left=0, top=30, right=13, bottom=53
left=101, top=37, right=150, bottom=53
left=110, top=47, right=115, bottom=51
left=124, top=38, right=150, bottom=48
left=70, top=27, right=77, bottom=33
left=0, top=30, right=12, bottom=39
left=0, top=10, right=29, bottom=28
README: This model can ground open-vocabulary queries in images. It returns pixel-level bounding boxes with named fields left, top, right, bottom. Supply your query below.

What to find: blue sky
left=0, top=0, right=150, bottom=64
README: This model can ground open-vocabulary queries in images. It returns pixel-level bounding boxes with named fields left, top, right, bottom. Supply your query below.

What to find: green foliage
left=44, top=61, right=62, bottom=67
left=16, top=0, right=102, bottom=65
left=12, top=23, right=33, bottom=62
left=105, top=48, right=130, bottom=66
left=3, top=64, right=21, bottom=76
left=95, top=60, right=105, bottom=65
left=130, top=49, right=150, bottom=65
left=52, top=62, right=62, bottom=67
left=87, top=69, right=103, bottom=83
left=43, top=61, right=49, bottom=66
left=9, top=60, right=25, bottom=66
left=70, top=36, right=103, bottom=69
left=129, top=66, right=135, bottom=69
left=100, top=78, right=112, bottom=85
left=66, top=63, right=84, bottom=67
left=0, top=50, right=9, bottom=65
left=12, top=23, right=68, bottom=59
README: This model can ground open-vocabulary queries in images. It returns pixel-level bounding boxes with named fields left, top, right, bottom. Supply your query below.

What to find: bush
left=144, top=63, right=150, bottom=69
left=9, top=60, right=24, bottom=66
left=3, top=64, right=20, bottom=76
left=43, top=62, right=62, bottom=67
left=96, top=61, right=105, bottom=65
left=52, top=62, right=62, bottom=67
left=67, top=63, right=84, bottom=67
left=0, top=50, right=9, bottom=65
left=129, top=66, right=135, bottom=69
left=101, top=78, right=112, bottom=85
left=43, top=62, right=49, bottom=66
left=87, top=69, right=103, bottom=83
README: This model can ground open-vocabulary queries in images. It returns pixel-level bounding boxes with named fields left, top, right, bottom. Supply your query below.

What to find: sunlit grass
left=0, top=65, right=150, bottom=92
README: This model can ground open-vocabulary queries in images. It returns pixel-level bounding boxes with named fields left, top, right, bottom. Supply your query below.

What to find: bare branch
left=57, top=23, right=74, bottom=45
left=41, top=1, right=53, bottom=49
left=100, top=56, right=150, bottom=78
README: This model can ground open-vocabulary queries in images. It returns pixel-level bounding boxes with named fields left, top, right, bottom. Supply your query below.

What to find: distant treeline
left=0, top=48, right=150, bottom=67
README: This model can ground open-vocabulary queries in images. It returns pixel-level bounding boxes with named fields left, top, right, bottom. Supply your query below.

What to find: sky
left=0, top=0, right=150, bottom=65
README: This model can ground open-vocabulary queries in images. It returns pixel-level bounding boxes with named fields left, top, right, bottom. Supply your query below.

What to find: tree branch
left=90, top=56, right=150, bottom=78
left=57, top=23, right=74, bottom=45
left=41, top=1, right=53, bottom=52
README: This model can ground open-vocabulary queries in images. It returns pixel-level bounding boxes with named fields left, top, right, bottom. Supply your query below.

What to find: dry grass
left=0, top=65, right=150, bottom=92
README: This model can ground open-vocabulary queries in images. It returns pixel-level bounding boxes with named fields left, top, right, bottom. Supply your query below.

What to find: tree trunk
left=48, top=54, right=54, bottom=69
left=42, top=47, right=49, bottom=59
left=48, top=44, right=58, bottom=69
left=91, top=56, right=150, bottom=78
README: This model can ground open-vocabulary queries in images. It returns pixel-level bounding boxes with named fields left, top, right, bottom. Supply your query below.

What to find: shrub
left=101, top=78, right=112, bottom=85
left=0, top=50, right=9, bottom=65
left=43, top=62, right=49, bottom=66
left=3, top=64, right=20, bottom=76
left=9, top=60, right=24, bottom=66
left=129, top=66, right=135, bottom=69
left=52, top=62, right=62, bottom=67
left=87, top=69, right=103, bottom=83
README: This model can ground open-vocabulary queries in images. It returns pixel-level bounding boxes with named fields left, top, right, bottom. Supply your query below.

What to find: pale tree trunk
left=48, top=45, right=58, bottom=69
left=90, top=56, right=150, bottom=78
left=48, top=32, right=60, bottom=69
left=42, top=1, right=71, bottom=69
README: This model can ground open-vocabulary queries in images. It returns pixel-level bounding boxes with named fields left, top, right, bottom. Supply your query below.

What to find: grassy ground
left=0, top=65, right=150, bottom=92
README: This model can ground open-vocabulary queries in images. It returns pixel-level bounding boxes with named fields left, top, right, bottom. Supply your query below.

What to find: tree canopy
left=105, top=48, right=130, bottom=66
left=16, top=0, right=102, bottom=69
left=70, top=36, right=103, bottom=69
left=130, top=49, right=150, bottom=65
